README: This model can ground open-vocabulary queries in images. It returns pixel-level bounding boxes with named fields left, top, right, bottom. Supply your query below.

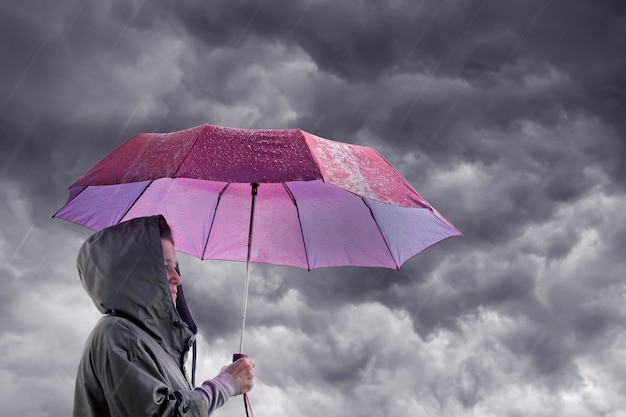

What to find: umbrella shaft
left=239, top=183, right=259, bottom=354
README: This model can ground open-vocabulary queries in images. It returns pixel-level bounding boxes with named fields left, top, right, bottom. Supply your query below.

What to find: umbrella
left=54, top=123, right=461, bottom=352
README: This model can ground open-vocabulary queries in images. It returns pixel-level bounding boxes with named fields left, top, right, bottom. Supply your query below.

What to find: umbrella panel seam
left=362, top=197, right=400, bottom=270
left=118, top=180, right=154, bottom=225
left=52, top=185, right=87, bottom=218
left=172, top=125, right=206, bottom=180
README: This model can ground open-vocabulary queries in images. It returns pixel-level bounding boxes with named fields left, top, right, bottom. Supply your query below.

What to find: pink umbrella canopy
left=54, top=123, right=461, bottom=270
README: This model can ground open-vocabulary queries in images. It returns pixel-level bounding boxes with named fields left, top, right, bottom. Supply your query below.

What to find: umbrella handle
left=232, top=353, right=253, bottom=417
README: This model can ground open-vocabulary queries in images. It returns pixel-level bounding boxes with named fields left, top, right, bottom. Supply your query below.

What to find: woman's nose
left=170, top=270, right=183, bottom=285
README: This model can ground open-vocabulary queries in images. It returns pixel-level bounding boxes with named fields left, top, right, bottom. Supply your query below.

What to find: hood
left=77, top=215, right=196, bottom=358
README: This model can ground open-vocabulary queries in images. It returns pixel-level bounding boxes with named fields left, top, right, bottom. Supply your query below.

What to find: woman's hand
left=223, top=357, right=256, bottom=394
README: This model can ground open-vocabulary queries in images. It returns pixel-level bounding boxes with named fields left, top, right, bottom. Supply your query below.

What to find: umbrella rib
left=282, top=183, right=311, bottom=271
left=52, top=185, right=87, bottom=218
left=202, top=182, right=231, bottom=259
left=117, top=180, right=154, bottom=223
left=361, top=197, right=400, bottom=270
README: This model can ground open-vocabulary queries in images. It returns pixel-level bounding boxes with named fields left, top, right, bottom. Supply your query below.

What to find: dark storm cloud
left=165, top=1, right=626, bottom=128
left=3, top=0, right=623, bottom=196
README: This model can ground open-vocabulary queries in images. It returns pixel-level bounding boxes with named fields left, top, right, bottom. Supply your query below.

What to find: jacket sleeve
left=96, top=320, right=238, bottom=417
left=195, top=372, right=240, bottom=414
left=102, top=347, right=211, bottom=416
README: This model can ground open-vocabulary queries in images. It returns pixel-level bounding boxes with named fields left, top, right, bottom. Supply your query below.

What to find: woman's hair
left=157, top=215, right=174, bottom=244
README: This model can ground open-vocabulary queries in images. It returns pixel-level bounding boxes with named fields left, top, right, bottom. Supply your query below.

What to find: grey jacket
left=73, top=216, right=239, bottom=417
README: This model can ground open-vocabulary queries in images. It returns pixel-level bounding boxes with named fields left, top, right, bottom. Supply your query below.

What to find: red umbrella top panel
left=72, top=124, right=428, bottom=208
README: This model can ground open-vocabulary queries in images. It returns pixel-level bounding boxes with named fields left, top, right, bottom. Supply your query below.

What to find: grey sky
left=1, top=1, right=625, bottom=416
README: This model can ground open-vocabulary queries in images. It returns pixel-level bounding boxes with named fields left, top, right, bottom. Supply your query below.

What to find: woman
left=73, top=215, right=255, bottom=416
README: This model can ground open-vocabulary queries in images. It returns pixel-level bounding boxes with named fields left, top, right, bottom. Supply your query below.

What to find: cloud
left=1, top=0, right=625, bottom=416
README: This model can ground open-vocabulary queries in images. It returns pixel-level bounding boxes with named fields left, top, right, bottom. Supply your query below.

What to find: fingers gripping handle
left=233, top=353, right=253, bottom=417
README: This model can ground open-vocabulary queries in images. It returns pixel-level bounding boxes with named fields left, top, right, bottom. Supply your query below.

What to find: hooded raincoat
left=73, top=216, right=239, bottom=417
